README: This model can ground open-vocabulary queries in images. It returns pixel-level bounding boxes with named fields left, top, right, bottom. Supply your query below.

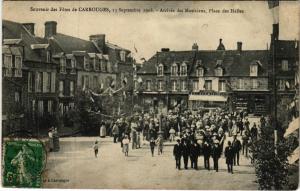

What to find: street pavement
left=43, top=135, right=258, bottom=189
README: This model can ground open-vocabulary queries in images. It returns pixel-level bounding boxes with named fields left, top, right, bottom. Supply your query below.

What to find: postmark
left=2, top=138, right=47, bottom=188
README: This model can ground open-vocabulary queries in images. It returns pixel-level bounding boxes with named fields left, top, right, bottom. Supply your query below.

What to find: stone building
left=136, top=40, right=270, bottom=115
left=2, top=20, right=58, bottom=135
left=269, top=24, right=299, bottom=110
left=2, top=20, right=134, bottom=135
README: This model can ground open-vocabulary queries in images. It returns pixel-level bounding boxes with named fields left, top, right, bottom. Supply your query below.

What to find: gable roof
left=49, top=33, right=98, bottom=54
left=138, top=49, right=269, bottom=77
left=2, top=20, right=47, bottom=62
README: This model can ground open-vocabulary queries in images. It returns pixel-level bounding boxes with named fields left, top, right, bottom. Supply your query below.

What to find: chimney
left=192, top=43, right=199, bottom=51
left=272, top=24, right=279, bottom=40
left=44, top=21, right=57, bottom=38
left=22, top=23, right=35, bottom=35
left=89, top=34, right=106, bottom=51
left=237, top=41, right=242, bottom=52
left=161, top=48, right=170, bottom=52
left=217, top=38, right=225, bottom=50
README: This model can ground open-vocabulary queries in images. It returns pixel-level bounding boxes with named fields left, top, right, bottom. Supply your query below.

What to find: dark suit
left=232, top=138, right=241, bottom=165
left=173, top=143, right=182, bottom=169
left=202, top=143, right=211, bottom=170
left=211, top=144, right=221, bottom=172
left=181, top=143, right=190, bottom=169
left=190, top=143, right=200, bottom=170
left=225, top=145, right=235, bottom=173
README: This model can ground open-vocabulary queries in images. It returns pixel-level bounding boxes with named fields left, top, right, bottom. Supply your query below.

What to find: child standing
left=169, top=127, right=176, bottom=142
left=93, top=141, right=99, bottom=158
left=122, top=135, right=130, bottom=156
left=150, top=137, right=156, bottom=157
left=156, top=135, right=164, bottom=155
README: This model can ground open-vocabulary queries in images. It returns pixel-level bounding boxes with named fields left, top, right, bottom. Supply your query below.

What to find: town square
left=1, top=0, right=299, bottom=190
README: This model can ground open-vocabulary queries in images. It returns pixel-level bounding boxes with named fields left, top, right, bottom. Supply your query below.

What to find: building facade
left=2, top=20, right=58, bottom=136
left=136, top=40, right=270, bottom=115
left=2, top=20, right=134, bottom=135
left=269, top=24, right=299, bottom=111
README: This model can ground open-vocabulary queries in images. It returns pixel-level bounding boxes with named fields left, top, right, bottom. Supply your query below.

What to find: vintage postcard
left=1, top=0, right=299, bottom=189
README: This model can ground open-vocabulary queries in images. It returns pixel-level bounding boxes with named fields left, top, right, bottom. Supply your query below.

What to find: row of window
left=59, top=102, right=75, bottom=116
left=141, top=78, right=261, bottom=92
left=3, top=54, right=22, bottom=77
left=28, top=72, right=56, bottom=93
left=81, top=75, right=105, bottom=90
left=31, top=100, right=54, bottom=117
left=156, top=60, right=293, bottom=77
left=59, top=80, right=75, bottom=97
left=157, top=63, right=188, bottom=76
left=277, top=79, right=294, bottom=90
left=236, top=79, right=259, bottom=89
left=31, top=99, right=75, bottom=117
left=59, top=57, right=111, bottom=73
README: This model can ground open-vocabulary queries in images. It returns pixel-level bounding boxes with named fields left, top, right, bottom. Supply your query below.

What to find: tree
left=250, top=120, right=291, bottom=190
left=69, top=89, right=98, bottom=135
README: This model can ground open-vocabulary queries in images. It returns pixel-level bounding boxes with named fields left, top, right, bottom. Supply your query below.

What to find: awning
left=189, top=95, right=227, bottom=102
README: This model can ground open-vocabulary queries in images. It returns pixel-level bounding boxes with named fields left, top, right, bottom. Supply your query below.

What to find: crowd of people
left=94, top=108, right=264, bottom=173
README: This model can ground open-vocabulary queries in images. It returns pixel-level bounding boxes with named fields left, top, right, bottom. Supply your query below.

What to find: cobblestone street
left=43, top=136, right=258, bottom=189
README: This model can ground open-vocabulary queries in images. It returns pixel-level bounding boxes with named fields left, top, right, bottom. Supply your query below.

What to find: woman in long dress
left=100, top=122, right=106, bottom=138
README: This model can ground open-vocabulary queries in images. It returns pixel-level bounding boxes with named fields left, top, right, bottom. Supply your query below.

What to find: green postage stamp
left=2, top=140, right=46, bottom=188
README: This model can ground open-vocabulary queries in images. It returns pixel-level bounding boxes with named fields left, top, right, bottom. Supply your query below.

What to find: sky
left=3, top=1, right=299, bottom=61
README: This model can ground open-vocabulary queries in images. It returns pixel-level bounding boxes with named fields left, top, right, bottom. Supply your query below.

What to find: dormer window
left=171, top=63, right=178, bottom=76
left=250, top=64, right=258, bottom=76
left=120, top=51, right=126, bottom=62
left=60, top=57, right=66, bottom=73
left=215, top=67, right=223, bottom=76
left=196, top=67, right=204, bottom=77
left=157, top=64, right=164, bottom=76
left=180, top=63, right=187, bottom=76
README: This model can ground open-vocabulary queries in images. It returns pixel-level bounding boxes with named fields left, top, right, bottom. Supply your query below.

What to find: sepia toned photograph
left=1, top=0, right=299, bottom=190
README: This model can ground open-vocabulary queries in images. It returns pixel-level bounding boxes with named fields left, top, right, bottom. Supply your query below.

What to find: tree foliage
left=250, top=121, right=292, bottom=190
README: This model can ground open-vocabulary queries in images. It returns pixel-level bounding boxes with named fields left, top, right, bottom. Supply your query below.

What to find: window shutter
left=28, top=72, right=32, bottom=92
left=65, top=80, right=70, bottom=96
left=51, top=72, right=56, bottom=93
left=35, top=72, right=39, bottom=92
left=42, top=72, right=47, bottom=93
left=32, top=72, right=35, bottom=92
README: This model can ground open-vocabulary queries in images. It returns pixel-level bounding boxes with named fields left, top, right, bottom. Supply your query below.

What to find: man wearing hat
left=211, top=140, right=222, bottom=172
left=181, top=139, right=190, bottom=169
left=232, top=135, right=242, bottom=166
left=190, top=140, right=200, bottom=170
left=173, top=139, right=182, bottom=170
left=202, top=141, right=211, bottom=170
left=225, top=141, right=235, bottom=174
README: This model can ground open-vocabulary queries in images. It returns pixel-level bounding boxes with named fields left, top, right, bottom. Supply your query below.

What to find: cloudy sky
left=3, top=1, right=299, bottom=60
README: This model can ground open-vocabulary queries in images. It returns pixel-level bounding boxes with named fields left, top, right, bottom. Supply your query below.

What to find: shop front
left=188, top=94, right=228, bottom=111
left=231, top=91, right=270, bottom=115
